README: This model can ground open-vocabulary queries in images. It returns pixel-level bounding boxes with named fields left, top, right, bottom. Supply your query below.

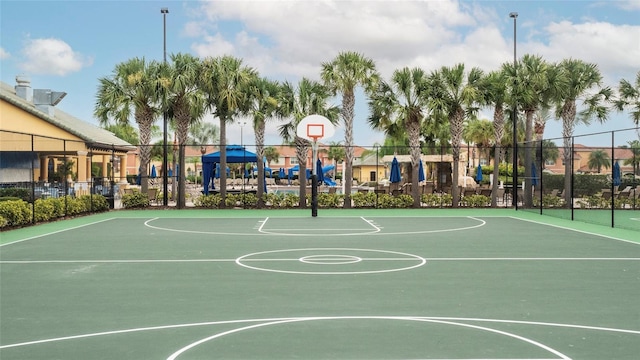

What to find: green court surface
left=1, top=209, right=639, bottom=359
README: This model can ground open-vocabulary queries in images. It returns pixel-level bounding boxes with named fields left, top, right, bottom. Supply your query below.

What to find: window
left=370, top=171, right=376, bottom=182
left=290, top=158, right=298, bottom=165
left=545, top=159, right=555, bottom=166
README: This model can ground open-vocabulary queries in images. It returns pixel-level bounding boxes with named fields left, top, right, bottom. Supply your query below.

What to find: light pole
left=161, top=7, right=169, bottom=206
left=510, top=11, right=518, bottom=208
left=238, top=120, right=246, bottom=147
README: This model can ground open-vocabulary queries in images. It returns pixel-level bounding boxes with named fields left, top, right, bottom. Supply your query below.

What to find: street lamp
left=161, top=7, right=169, bottom=206
left=238, top=120, right=246, bottom=147
left=510, top=11, right=518, bottom=208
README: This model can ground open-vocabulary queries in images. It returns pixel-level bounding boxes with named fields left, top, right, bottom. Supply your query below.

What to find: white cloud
left=525, top=21, right=640, bottom=83
left=185, top=0, right=640, bottom=145
left=615, top=0, right=640, bottom=10
left=0, top=47, right=10, bottom=59
left=19, top=38, right=93, bottom=76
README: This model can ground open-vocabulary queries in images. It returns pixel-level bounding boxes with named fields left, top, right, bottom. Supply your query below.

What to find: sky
left=1, top=0, right=639, bottom=149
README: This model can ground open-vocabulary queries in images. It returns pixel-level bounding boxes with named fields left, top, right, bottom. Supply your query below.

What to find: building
left=0, top=77, right=135, bottom=192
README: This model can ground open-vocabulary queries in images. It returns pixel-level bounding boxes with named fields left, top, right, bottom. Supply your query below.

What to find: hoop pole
left=311, top=140, right=318, bottom=217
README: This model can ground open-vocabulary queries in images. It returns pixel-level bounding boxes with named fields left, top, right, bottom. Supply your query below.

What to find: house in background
left=0, top=77, right=135, bottom=193
left=545, top=144, right=636, bottom=175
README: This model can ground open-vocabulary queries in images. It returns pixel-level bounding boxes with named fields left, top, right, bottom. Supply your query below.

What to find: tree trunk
left=295, top=136, right=309, bottom=208
left=256, top=120, right=266, bottom=208
left=561, top=100, right=577, bottom=206
left=408, top=119, right=421, bottom=208
left=450, top=109, right=464, bottom=208
left=219, top=116, right=227, bottom=207
left=491, top=106, right=505, bottom=208
left=342, top=90, right=355, bottom=209
left=523, top=109, right=534, bottom=208
left=136, top=109, right=153, bottom=195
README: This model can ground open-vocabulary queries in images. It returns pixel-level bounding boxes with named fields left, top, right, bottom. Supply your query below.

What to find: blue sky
left=1, top=0, right=639, bottom=148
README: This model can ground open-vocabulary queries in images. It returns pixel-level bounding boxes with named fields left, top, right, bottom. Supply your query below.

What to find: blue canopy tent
left=201, top=145, right=265, bottom=195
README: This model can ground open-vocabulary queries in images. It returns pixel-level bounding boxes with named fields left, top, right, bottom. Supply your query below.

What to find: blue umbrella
left=418, top=160, right=425, bottom=182
left=475, top=164, right=483, bottom=183
left=136, top=170, right=141, bottom=185
left=279, top=167, right=285, bottom=180
left=316, top=158, right=324, bottom=185
left=390, top=157, right=401, bottom=183
left=613, top=161, right=621, bottom=186
left=150, top=164, right=157, bottom=179
left=531, top=162, right=538, bottom=186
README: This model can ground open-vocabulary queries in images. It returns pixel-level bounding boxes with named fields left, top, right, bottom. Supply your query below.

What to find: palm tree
left=588, top=149, right=611, bottom=173
left=199, top=55, right=257, bottom=206
left=478, top=70, right=508, bottom=207
left=189, top=121, right=219, bottom=155
left=621, top=140, right=640, bottom=175
left=613, top=70, right=640, bottom=135
left=541, top=140, right=559, bottom=170
left=463, top=118, right=494, bottom=164
left=321, top=51, right=379, bottom=209
left=95, top=57, right=162, bottom=194
left=508, top=54, right=557, bottom=207
left=368, top=67, right=432, bottom=208
left=163, top=53, right=207, bottom=208
left=278, top=78, right=339, bottom=208
left=263, top=146, right=280, bottom=168
left=555, top=58, right=611, bottom=204
left=189, top=121, right=219, bottom=185
left=247, top=77, right=282, bottom=207
left=101, top=123, right=140, bottom=145
left=326, top=141, right=345, bottom=181
left=430, top=64, right=484, bottom=208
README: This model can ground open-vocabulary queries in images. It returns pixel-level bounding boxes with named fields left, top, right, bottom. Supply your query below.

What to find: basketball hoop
left=296, top=115, right=336, bottom=218
left=307, top=124, right=324, bottom=143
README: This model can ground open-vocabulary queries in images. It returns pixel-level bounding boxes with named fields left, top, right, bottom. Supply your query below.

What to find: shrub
left=122, top=192, right=149, bottom=208
left=0, top=215, right=7, bottom=228
left=317, top=193, right=342, bottom=208
left=264, top=193, right=284, bottom=208
left=63, top=195, right=87, bottom=215
left=0, top=188, right=31, bottom=202
left=78, top=195, right=109, bottom=212
left=421, top=193, right=453, bottom=207
left=225, top=194, right=239, bottom=208
left=352, top=192, right=377, bottom=207
left=460, top=194, right=490, bottom=208
left=195, top=194, right=222, bottom=208
left=0, top=199, right=32, bottom=226
left=237, top=193, right=259, bottom=208
left=34, top=198, right=55, bottom=222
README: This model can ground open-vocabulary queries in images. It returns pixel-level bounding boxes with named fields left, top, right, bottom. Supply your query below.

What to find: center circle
left=235, top=248, right=426, bottom=275
left=299, top=254, right=362, bottom=265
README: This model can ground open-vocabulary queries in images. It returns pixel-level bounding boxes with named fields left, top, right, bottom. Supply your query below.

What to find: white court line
left=2, top=315, right=637, bottom=350
left=165, top=316, right=572, bottom=360
left=510, top=216, right=640, bottom=245
left=2, top=257, right=638, bottom=264
left=0, top=218, right=116, bottom=247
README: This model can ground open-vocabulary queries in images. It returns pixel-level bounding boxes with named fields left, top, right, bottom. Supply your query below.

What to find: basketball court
left=1, top=209, right=638, bottom=359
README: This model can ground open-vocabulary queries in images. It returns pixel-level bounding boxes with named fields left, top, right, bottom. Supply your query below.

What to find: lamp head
left=161, top=8, right=169, bottom=14
left=509, top=12, right=518, bottom=18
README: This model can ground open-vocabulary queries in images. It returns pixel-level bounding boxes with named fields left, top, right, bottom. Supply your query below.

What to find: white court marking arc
left=166, top=316, right=573, bottom=360
left=2, top=316, right=637, bottom=351
left=235, top=248, right=427, bottom=275
left=143, top=216, right=487, bottom=237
